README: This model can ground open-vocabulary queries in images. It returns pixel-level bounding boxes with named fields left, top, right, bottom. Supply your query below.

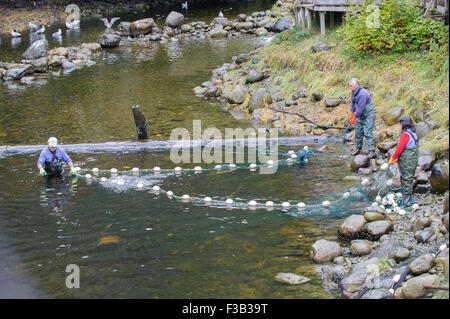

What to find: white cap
left=48, top=137, right=58, bottom=147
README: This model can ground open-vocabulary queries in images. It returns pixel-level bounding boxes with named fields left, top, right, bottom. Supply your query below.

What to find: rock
left=237, top=14, right=247, bottom=22
left=82, top=43, right=101, bottom=51
left=249, top=88, right=271, bottom=112
left=333, top=256, right=345, bottom=264
left=383, top=107, right=403, bottom=125
left=228, top=84, right=247, bottom=104
left=415, top=184, right=431, bottom=194
left=363, top=221, right=393, bottom=240
left=193, top=86, right=208, bottom=96
left=22, top=39, right=48, bottom=60
left=351, top=154, right=369, bottom=171
left=4, top=65, right=33, bottom=80
left=271, top=18, right=293, bottom=33
left=409, top=254, right=436, bottom=275
left=324, top=98, right=340, bottom=107
left=394, top=247, right=411, bottom=262
left=430, top=163, right=449, bottom=194
left=444, top=195, right=449, bottom=214
left=236, top=22, right=254, bottom=31
left=130, top=18, right=154, bottom=36
left=350, top=240, right=372, bottom=256
left=413, top=217, right=431, bottom=232
left=361, top=288, right=392, bottom=299
left=443, top=213, right=449, bottom=231
left=416, top=172, right=429, bottom=184
left=311, top=42, right=332, bottom=52
left=418, top=156, right=435, bottom=171
left=166, top=11, right=184, bottom=28
left=321, top=265, right=347, bottom=292
left=338, top=215, right=367, bottom=239
left=363, top=212, right=385, bottom=222
left=181, top=24, right=193, bottom=33
left=235, top=53, right=249, bottom=64
left=20, top=76, right=35, bottom=85
left=415, top=122, right=430, bottom=139
left=149, top=34, right=162, bottom=41
left=48, top=47, right=69, bottom=57
left=100, top=33, right=121, bottom=48
left=397, top=274, right=440, bottom=299
left=118, top=22, right=131, bottom=36
left=255, top=28, right=269, bottom=37
left=415, top=227, right=434, bottom=243
left=29, top=57, right=48, bottom=72
left=310, top=239, right=342, bottom=263
left=377, top=141, right=396, bottom=153
left=246, top=69, right=263, bottom=84
left=48, top=55, right=63, bottom=67
left=208, top=28, right=228, bottom=38
left=437, top=256, right=449, bottom=279
left=311, top=92, right=324, bottom=102
left=61, top=58, right=76, bottom=70
left=275, top=273, right=310, bottom=285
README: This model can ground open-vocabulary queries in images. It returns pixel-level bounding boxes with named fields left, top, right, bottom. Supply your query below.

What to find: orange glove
left=349, top=112, right=356, bottom=125
left=388, top=157, right=398, bottom=165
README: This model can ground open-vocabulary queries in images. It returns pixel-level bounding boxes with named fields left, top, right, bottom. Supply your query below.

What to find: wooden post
left=330, top=11, right=334, bottom=29
left=319, top=11, right=326, bottom=36
left=132, top=105, right=148, bottom=140
left=306, top=9, right=312, bottom=30
left=300, top=7, right=306, bottom=29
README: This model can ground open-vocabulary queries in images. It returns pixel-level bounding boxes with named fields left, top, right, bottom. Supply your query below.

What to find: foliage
left=337, top=0, right=449, bottom=58
left=274, top=25, right=311, bottom=44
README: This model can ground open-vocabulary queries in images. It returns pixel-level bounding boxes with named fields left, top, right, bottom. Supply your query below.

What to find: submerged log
left=132, top=105, right=148, bottom=140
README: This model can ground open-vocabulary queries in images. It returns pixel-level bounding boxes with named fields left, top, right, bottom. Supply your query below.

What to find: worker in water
left=37, top=137, right=77, bottom=179
left=348, top=78, right=377, bottom=159
left=388, top=116, right=419, bottom=207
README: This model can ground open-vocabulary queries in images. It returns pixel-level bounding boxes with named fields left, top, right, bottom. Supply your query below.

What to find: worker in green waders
left=388, top=116, right=419, bottom=207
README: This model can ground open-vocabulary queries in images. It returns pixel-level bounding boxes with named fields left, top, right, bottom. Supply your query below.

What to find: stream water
left=0, top=1, right=369, bottom=298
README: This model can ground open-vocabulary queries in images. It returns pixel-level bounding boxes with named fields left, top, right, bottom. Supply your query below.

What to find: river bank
left=194, top=1, right=449, bottom=298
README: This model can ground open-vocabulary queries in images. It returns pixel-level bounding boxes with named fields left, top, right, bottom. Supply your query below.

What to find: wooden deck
left=294, top=0, right=449, bottom=36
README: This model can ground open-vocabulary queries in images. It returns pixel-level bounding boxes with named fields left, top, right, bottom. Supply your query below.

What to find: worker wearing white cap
left=37, top=137, right=76, bottom=178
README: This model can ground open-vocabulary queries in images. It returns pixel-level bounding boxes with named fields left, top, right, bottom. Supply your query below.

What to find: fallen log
left=269, top=107, right=347, bottom=130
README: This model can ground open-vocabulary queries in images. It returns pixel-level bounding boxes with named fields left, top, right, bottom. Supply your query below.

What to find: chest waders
left=398, top=142, right=419, bottom=198
left=44, top=150, right=64, bottom=178
left=355, top=101, right=376, bottom=151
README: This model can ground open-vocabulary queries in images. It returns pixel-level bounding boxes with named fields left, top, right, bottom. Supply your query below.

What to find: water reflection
left=29, top=32, right=45, bottom=44
left=40, top=176, right=78, bottom=213
left=65, top=27, right=81, bottom=41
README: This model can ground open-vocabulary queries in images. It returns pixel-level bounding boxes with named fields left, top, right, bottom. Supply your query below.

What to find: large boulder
left=236, top=22, right=254, bottom=31
left=430, top=163, right=449, bottom=194
left=29, top=57, right=48, bottom=72
left=350, top=240, right=372, bottom=256
left=383, top=107, right=403, bottom=125
left=324, top=98, right=340, bottom=108
left=228, top=84, right=247, bottom=104
left=246, top=69, right=263, bottom=84
left=82, top=43, right=101, bottom=51
left=248, top=88, right=271, bottom=112
left=415, top=122, right=430, bottom=139
left=338, top=215, right=367, bottom=239
left=99, top=33, right=121, bottom=48
left=22, top=39, right=48, bottom=60
left=271, top=18, right=293, bottom=33
left=408, top=254, right=435, bottom=275
left=130, top=18, right=154, bottom=36
left=310, top=240, right=342, bottom=263
left=166, top=11, right=184, bottom=28
left=418, top=155, right=435, bottom=171
left=351, top=154, right=369, bottom=171
left=377, top=141, right=396, bottom=153
left=118, top=22, right=131, bottom=36
left=4, top=65, right=33, bottom=80
left=208, top=28, right=228, bottom=38
left=363, top=220, right=393, bottom=240
left=48, top=47, right=69, bottom=57
left=311, top=42, right=332, bottom=52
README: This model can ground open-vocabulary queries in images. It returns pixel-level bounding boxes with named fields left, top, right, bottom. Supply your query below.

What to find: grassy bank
left=251, top=1, right=449, bottom=158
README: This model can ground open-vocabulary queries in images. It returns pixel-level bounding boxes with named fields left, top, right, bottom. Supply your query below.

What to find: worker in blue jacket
left=37, top=137, right=77, bottom=179
left=348, top=78, right=377, bottom=159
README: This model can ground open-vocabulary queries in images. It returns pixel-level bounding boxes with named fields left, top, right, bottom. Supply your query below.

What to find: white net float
left=288, top=150, right=295, bottom=155
left=379, top=205, right=385, bottom=209
left=225, top=199, right=233, bottom=205
left=386, top=179, right=393, bottom=186
left=75, top=166, right=81, bottom=172
left=166, top=191, right=173, bottom=196
left=249, top=164, right=257, bottom=169
left=132, top=167, right=139, bottom=172
left=204, top=196, right=212, bottom=202
left=380, top=163, right=389, bottom=171
left=92, top=168, right=99, bottom=172
left=215, top=165, right=222, bottom=170
left=394, top=207, right=400, bottom=213
left=398, top=209, right=406, bottom=215
left=194, top=166, right=202, bottom=172
left=389, top=288, right=395, bottom=295
left=267, top=160, right=274, bottom=166
left=361, top=178, right=370, bottom=186
left=297, top=202, right=306, bottom=208
left=153, top=166, right=161, bottom=172
left=412, top=203, right=419, bottom=211
left=117, top=180, right=124, bottom=186
left=265, top=201, right=274, bottom=207
left=303, top=146, right=309, bottom=151
left=110, top=168, right=118, bottom=173
left=137, top=183, right=143, bottom=188
left=372, top=202, right=378, bottom=207
left=229, top=164, right=236, bottom=169
left=387, top=194, right=395, bottom=202
left=343, top=192, right=350, bottom=199
left=440, top=244, right=447, bottom=251
left=376, top=196, right=382, bottom=203
left=304, top=158, right=308, bottom=163
left=286, top=158, right=294, bottom=165
left=100, top=177, right=107, bottom=182
left=174, top=167, right=182, bottom=172
left=396, top=193, right=402, bottom=198
left=393, top=274, right=401, bottom=283
left=290, top=154, right=298, bottom=159
left=152, top=186, right=160, bottom=191
left=322, top=201, right=331, bottom=207
left=182, top=194, right=190, bottom=201
left=386, top=209, right=392, bottom=214
left=85, top=174, right=92, bottom=179
left=248, top=200, right=257, bottom=206
left=281, top=202, right=290, bottom=208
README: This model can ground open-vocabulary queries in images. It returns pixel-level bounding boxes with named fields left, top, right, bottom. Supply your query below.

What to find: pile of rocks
left=311, top=194, right=449, bottom=299
left=1, top=39, right=101, bottom=87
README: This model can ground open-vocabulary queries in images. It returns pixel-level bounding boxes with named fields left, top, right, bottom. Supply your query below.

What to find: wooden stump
left=132, top=105, right=148, bottom=140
